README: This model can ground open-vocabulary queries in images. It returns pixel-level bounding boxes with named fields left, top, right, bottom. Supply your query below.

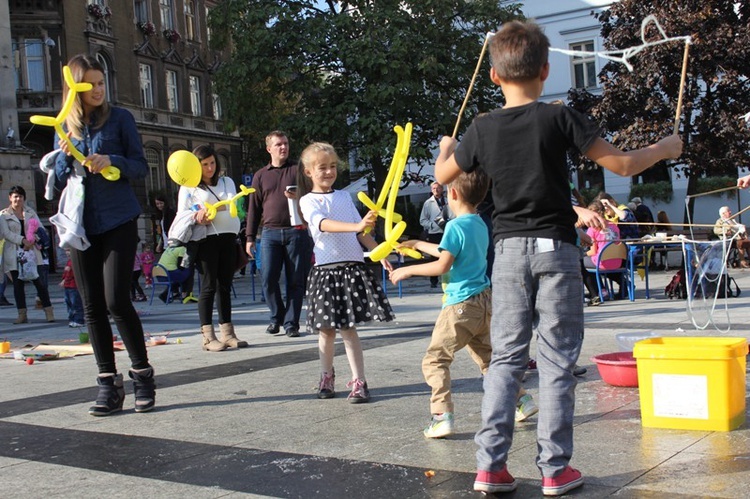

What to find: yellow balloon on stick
left=30, top=66, right=121, bottom=181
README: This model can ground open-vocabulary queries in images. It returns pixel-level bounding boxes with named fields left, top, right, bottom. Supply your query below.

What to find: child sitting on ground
left=390, top=170, right=537, bottom=439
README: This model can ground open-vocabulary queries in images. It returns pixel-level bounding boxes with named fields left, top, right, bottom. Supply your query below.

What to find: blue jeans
left=260, top=227, right=312, bottom=330
left=64, top=287, right=85, bottom=323
left=475, top=238, right=583, bottom=478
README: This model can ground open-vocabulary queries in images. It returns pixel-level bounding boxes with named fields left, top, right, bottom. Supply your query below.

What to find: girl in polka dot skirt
left=298, top=142, right=395, bottom=403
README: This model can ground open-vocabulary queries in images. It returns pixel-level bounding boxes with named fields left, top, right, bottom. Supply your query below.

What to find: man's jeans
left=260, top=227, right=312, bottom=331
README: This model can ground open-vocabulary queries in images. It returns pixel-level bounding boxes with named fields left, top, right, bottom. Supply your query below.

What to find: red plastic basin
left=590, top=351, right=638, bottom=387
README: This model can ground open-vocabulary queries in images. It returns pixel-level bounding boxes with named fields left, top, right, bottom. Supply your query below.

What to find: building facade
left=5, top=0, right=243, bottom=259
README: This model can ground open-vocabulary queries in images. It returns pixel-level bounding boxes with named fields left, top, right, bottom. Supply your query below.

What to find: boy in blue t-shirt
left=434, top=20, right=682, bottom=497
left=391, top=170, right=538, bottom=439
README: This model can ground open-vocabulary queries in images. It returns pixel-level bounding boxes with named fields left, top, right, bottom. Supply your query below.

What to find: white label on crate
left=652, top=374, right=709, bottom=419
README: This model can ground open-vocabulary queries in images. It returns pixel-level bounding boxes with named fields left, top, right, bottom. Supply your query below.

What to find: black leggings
left=197, top=232, right=236, bottom=326
left=71, top=220, right=149, bottom=374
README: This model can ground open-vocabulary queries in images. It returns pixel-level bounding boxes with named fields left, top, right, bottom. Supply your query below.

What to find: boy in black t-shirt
left=434, top=21, right=682, bottom=496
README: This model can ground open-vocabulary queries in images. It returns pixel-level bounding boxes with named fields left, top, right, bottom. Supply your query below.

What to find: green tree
left=209, top=0, right=522, bottom=189
left=567, top=0, right=750, bottom=221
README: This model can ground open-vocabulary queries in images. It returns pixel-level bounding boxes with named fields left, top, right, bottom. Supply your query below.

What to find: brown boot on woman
left=219, top=322, right=248, bottom=348
left=201, top=324, right=227, bottom=351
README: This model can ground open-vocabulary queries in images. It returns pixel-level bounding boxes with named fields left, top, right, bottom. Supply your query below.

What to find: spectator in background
left=0, top=276, right=13, bottom=307
left=245, top=131, right=313, bottom=338
left=154, top=194, right=175, bottom=254
left=631, top=197, right=655, bottom=237
left=0, top=185, right=55, bottom=324
left=131, top=242, right=147, bottom=302
left=140, top=243, right=155, bottom=288
left=60, top=249, right=84, bottom=328
left=419, top=182, right=453, bottom=288
left=655, top=210, right=672, bottom=269
left=596, top=193, right=639, bottom=240
left=714, top=206, right=750, bottom=268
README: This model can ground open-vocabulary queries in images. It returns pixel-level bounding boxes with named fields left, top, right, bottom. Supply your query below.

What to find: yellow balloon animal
left=203, top=184, right=255, bottom=221
left=30, top=66, right=121, bottom=181
left=360, top=123, right=421, bottom=262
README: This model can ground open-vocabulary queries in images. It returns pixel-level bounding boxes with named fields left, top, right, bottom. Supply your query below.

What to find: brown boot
left=201, top=324, right=227, bottom=352
left=219, top=322, right=248, bottom=348
left=44, top=306, right=55, bottom=322
left=14, top=308, right=28, bottom=324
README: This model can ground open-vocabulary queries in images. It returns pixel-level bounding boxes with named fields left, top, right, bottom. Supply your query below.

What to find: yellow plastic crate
left=633, top=337, right=747, bottom=431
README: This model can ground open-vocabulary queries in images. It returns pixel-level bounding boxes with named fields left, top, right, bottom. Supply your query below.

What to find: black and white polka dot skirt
left=305, top=262, right=395, bottom=332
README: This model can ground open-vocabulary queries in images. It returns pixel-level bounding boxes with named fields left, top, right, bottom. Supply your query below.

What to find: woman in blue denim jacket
left=54, top=54, right=155, bottom=417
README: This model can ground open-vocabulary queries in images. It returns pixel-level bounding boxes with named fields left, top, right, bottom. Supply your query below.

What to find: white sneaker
left=423, top=412, right=455, bottom=438
left=515, top=394, right=539, bottom=422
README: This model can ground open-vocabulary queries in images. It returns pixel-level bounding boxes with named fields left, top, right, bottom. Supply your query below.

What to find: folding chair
left=586, top=241, right=632, bottom=302
left=149, top=263, right=188, bottom=305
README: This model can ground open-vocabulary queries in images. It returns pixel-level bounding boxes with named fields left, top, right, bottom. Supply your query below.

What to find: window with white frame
left=570, top=41, right=597, bottom=89
left=159, top=0, right=174, bottom=29
left=212, top=93, right=222, bottom=119
left=166, top=69, right=179, bottom=112
left=139, top=63, right=154, bottom=108
left=13, top=39, right=47, bottom=91
left=134, top=0, right=148, bottom=24
left=185, top=0, right=196, bottom=40
left=189, top=75, right=201, bottom=116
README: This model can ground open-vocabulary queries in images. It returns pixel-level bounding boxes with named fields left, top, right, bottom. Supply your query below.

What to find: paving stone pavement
left=0, top=265, right=749, bottom=498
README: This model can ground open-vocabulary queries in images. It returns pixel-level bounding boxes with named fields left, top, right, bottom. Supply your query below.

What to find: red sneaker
left=542, top=466, right=583, bottom=496
left=474, top=466, right=517, bottom=493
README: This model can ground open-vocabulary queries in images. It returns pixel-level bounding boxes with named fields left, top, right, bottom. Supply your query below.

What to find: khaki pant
left=422, top=288, right=492, bottom=414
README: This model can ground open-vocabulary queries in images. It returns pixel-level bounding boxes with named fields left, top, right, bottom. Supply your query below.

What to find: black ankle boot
left=89, top=373, right=125, bottom=416
left=129, top=367, right=156, bottom=413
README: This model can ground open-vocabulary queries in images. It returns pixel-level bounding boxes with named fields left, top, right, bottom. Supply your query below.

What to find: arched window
left=145, top=147, right=163, bottom=194
left=95, top=52, right=112, bottom=101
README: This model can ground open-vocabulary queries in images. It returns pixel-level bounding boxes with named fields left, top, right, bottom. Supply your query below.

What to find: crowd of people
left=14, top=22, right=750, bottom=496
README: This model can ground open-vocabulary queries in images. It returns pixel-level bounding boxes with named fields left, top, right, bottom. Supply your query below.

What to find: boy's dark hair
left=489, top=21, right=549, bottom=82
left=192, top=145, right=221, bottom=186
left=9, top=185, right=26, bottom=199
left=451, top=169, right=490, bottom=207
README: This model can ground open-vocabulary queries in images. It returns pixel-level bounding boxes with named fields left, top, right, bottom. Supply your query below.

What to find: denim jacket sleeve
left=101, top=108, right=147, bottom=180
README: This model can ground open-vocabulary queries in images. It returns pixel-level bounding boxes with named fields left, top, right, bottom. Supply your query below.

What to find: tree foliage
left=568, top=0, right=750, bottom=218
left=209, top=0, right=522, bottom=186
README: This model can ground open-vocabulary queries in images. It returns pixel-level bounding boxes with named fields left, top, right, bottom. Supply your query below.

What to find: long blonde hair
left=63, top=54, right=111, bottom=140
